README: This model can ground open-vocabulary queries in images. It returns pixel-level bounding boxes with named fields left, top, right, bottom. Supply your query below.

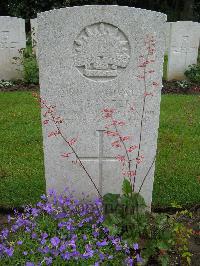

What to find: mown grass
left=0, top=92, right=199, bottom=208
left=0, top=92, right=45, bottom=208
left=153, top=94, right=200, bottom=207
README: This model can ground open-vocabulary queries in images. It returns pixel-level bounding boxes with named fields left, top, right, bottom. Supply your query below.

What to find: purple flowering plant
left=0, top=189, right=142, bottom=265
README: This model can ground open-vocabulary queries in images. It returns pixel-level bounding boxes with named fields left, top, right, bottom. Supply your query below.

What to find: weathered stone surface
left=0, top=16, right=26, bottom=80
left=38, top=6, right=166, bottom=208
left=31, top=18, right=38, bottom=57
left=167, top=21, right=200, bottom=81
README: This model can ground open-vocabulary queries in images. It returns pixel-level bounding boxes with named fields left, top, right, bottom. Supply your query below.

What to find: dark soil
left=0, top=213, right=8, bottom=231
left=0, top=82, right=39, bottom=92
left=162, top=80, right=200, bottom=94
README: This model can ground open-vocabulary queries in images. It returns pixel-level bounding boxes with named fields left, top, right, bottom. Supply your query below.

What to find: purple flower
left=68, top=239, right=76, bottom=249
left=102, top=227, right=109, bottom=233
left=96, top=240, right=108, bottom=247
left=136, top=254, right=143, bottom=263
left=62, top=252, right=71, bottom=260
left=82, top=234, right=87, bottom=241
left=94, top=198, right=103, bottom=207
left=1, top=228, right=9, bottom=239
left=59, top=244, right=66, bottom=252
left=42, top=246, right=50, bottom=254
left=50, top=237, right=60, bottom=247
left=41, top=232, right=48, bottom=239
left=25, top=227, right=31, bottom=233
left=51, top=249, right=59, bottom=256
left=40, top=239, right=46, bottom=245
left=43, top=203, right=53, bottom=214
left=48, top=189, right=56, bottom=196
left=5, top=247, right=14, bottom=257
left=56, top=212, right=66, bottom=219
left=82, top=250, right=94, bottom=259
left=125, top=257, right=134, bottom=266
left=25, top=263, right=34, bottom=266
left=31, top=233, right=37, bottom=239
left=99, top=252, right=105, bottom=260
left=23, top=251, right=28, bottom=256
left=58, top=195, right=64, bottom=205
left=92, top=231, right=99, bottom=238
left=45, top=257, right=52, bottom=265
left=31, top=208, right=39, bottom=217
left=17, top=240, right=23, bottom=245
left=7, top=215, right=11, bottom=223
left=115, top=243, right=122, bottom=251
left=41, top=194, right=46, bottom=200
left=71, top=250, right=80, bottom=258
left=133, top=243, right=139, bottom=250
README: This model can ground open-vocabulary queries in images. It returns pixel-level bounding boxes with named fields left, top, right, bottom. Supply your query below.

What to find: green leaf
left=108, top=213, right=122, bottom=224
left=157, top=241, right=169, bottom=250
left=107, top=225, right=119, bottom=236
left=122, top=179, right=133, bottom=195
left=159, top=255, right=170, bottom=266
left=103, top=193, right=120, bottom=208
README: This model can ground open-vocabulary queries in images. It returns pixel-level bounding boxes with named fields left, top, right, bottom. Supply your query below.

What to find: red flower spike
left=61, top=152, right=72, bottom=158
left=116, top=155, right=126, bottom=162
left=43, top=120, right=49, bottom=125
left=111, top=120, right=125, bottom=126
left=127, top=145, right=138, bottom=153
left=54, top=116, right=63, bottom=124
left=120, top=136, right=130, bottom=142
left=48, top=130, right=61, bottom=137
left=104, top=131, right=119, bottom=137
left=68, top=137, right=78, bottom=146
left=127, top=171, right=136, bottom=177
left=111, top=140, right=121, bottom=148
left=102, top=108, right=115, bottom=119
left=136, top=155, right=144, bottom=164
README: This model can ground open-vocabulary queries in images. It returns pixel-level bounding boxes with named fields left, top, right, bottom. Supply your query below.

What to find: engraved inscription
left=73, top=23, right=131, bottom=81
left=0, top=31, right=9, bottom=49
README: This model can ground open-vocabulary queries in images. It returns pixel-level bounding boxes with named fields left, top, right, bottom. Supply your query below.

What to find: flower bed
left=0, top=189, right=141, bottom=265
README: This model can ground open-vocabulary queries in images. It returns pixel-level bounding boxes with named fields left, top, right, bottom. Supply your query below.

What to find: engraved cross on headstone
left=79, top=130, right=117, bottom=195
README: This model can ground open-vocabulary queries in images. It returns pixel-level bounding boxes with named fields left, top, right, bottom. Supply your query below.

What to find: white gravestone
left=0, top=16, right=26, bottom=80
left=164, top=22, right=171, bottom=55
left=31, top=18, right=38, bottom=57
left=38, top=6, right=166, bottom=208
left=167, top=21, right=200, bottom=80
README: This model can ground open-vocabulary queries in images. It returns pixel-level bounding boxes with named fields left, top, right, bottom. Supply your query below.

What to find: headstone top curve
left=37, top=5, right=167, bottom=21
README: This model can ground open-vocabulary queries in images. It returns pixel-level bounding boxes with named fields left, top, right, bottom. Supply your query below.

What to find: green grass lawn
left=0, top=92, right=45, bottom=209
left=0, top=92, right=200, bottom=209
